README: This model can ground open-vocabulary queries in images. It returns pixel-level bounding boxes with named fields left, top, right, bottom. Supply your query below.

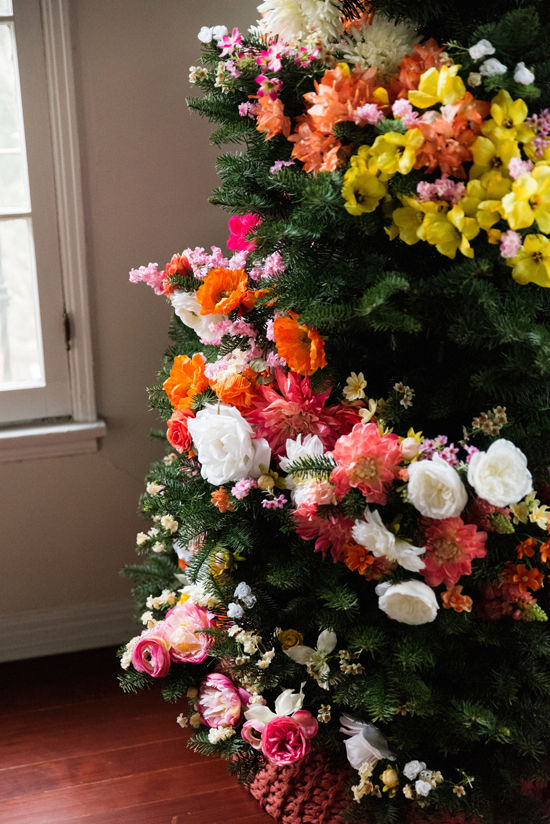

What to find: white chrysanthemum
left=257, top=0, right=343, bottom=45
left=340, top=13, right=418, bottom=79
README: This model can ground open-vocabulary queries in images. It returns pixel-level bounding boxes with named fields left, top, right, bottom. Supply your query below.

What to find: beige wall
left=0, top=0, right=256, bottom=657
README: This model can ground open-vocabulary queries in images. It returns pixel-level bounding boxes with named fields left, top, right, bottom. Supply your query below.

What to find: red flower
left=421, top=517, right=487, bottom=588
left=293, top=503, right=354, bottom=563
left=245, top=369, right=359, bottom=458
left=166, top=408, right=195, bottom=454
left=227, top=213, right=261, bottom=252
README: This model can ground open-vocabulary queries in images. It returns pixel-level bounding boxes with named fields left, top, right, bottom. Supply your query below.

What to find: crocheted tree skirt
left=249, top=750, right=352, bottom=824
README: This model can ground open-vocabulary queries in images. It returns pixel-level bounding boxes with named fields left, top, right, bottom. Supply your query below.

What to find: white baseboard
left=0, top=600, right=139, bottom=662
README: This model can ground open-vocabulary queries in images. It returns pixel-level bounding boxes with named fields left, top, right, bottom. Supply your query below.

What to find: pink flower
left=163, top=601, right=216, bottom=664
left=262, top=493, right=287, bottom=509
left=231, top=477, right=257, bottom=499
left=197, top=673, right=249, bottom=727
left=293, top=503, right=354, bottom=562
left=421, top=517, right=487, bottom=588
left=260, top=715, right=312, bottom=766
left=241, top=719, right=264, bottom=749
left=500, top=229, right=522, bottom=259
left=392, top=98, right=419, bottom=127
left=246, top=369, right=360, bottom=458
left=256, top=74, right=283, bottom=101
left=131, top=627, right=171, bottom=677
left=128, top=262, right=164, bottom=295
left=466, top=497, right=511, bottom=533
left=331, top=423, right=402, bottom=504
left=227, top=213, right=261, bottom=252
left=508, top=157, right=534, bottom=179
left=352, top=103, right=384, bottom=125
left=218, top=27, right=243, bottom=57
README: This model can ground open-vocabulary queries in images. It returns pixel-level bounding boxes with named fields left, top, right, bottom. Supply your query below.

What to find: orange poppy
left=342, top=542, right=375, bottom=576
left=163, top=353, right=208, bottom=410
left=210, top=371, right=259, bottom=414
left=196, top=267, right=248, bottom=315
left=256, top=96, right=291, bottom=140
left=273, top=312, right=327, bottom=376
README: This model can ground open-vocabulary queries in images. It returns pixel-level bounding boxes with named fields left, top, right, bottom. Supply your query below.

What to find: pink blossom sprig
left=417, top=175, right=466, bottom=205
left=129, top=262, right=164, bottom=295
left=262, top=494, right=287, bottom=510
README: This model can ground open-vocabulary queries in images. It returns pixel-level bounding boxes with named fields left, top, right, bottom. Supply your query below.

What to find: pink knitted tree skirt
left=249, top=750, right=352, bottom=824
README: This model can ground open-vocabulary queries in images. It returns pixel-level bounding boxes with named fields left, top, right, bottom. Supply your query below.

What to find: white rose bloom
left=468, top=38, right=495, bottom=60
left=197, top=25, right=227, bottom=43
left=376, top=580, right=439, bottom=625
left=415, top=779, right=432, bottom=797
left=407, top=455, right=468, bottom=519
left=467, top=438, right=532, bottom=507
left=479, top=58, right=508, bottom=77
left=513, top=62, right=535, bottom=85
left=352, top=508, right=425, bottom=573
left=403, top=760, right=426, bottom=781
left=188, top=404, right=271, bottom=485
left=170, top=290, right=224, bottom=344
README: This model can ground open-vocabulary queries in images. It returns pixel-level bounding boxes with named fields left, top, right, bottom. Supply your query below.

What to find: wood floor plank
left=0, top=646, right=274, bottom=824
left=1, top=770, right=254, bottom=823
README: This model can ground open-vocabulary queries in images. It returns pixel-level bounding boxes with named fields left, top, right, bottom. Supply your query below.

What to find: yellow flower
left=369, top=129, right=424, bottom=176
left=508, top=234, right=550, bottom=287
left=470, top=134, right=520, bottom=180
left=470, top=172, right=512, bottom=231
left=408, top=65, right=466, bottom=108
left=388, top=201, right=423, bottom=245
left=417, top=199, right=480, bottom=259
left=342, top=167, right=387, bottom=215
left=482, top=90, right=533, bottom=144
left=278, top=628, right=304, bottom=650
left=501, top=164, right=550, bottom=232
left=359, top=397, right=378, bottom=423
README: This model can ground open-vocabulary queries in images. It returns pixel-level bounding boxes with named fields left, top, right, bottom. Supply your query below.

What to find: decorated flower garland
left=121, top=3, right=550, bottom=823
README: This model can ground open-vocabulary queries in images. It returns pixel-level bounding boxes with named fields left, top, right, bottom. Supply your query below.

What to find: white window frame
left=0, top=0, right=105, bottom=461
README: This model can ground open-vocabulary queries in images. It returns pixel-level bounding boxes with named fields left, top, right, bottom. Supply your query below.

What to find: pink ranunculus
left=260, top=715, right=312, bottom=766
left=131, top=627, right=172, bottom=678
left=164, top=601, right=216, bottom=664
left=197, top=673, right=249, bottom=728
left=227, top=213, right=261, bottom=252
left=331, top=422, right=402, bottom=505
left=241, top=719, right=265, bottom=750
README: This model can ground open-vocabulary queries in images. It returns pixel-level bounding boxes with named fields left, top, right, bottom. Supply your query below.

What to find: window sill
left=0, top=419, right=107, bottom=462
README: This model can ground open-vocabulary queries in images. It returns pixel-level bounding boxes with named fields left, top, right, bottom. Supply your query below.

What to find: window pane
left=0, top=22, right=29, bottom=211
left=0, top=1, right=13, bottom=15
left=0, top=217, right=44, bottom=388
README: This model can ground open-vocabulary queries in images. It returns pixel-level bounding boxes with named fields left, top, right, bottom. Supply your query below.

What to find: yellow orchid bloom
left=417, top=196, right=480, bottom=259
left=501, top=164, right=550, bottom=232
left=408, top=65, right=466, bottom=109
left=508, top=233, right=550, bottom=288
left=389, top=204, right=423, bottom=245
left=482, top=89, right=534, bottom=144
left=467, top=173, right=511, bottom=232
left=342, top=166, right=388, bottom=215
left=470, top=134, right=520, bottom=180
left=370, top=128, right=424, bottom=176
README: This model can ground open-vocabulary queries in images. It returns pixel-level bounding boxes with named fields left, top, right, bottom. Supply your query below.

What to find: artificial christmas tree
left=120, top=2, right=550, bottom=821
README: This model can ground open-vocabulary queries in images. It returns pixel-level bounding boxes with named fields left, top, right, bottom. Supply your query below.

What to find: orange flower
left=505, top=563, right=544, bottom=596
left=289, top=114, right=350, bottom=174
left=303, top=64, right=384, bottom=134
left=196, top=267, right=248, bottom=315
left=342, top=542, right=375, bottom=576
left=540, top=540, right=550, bottom=564
left=516, top=537, right=537, bottom=560
left=256, top=95, right=291, bottom=140
left=441, top=585, right=473, bottom=613
left=163, top=353, right=208, bottom=410
left=210, top=371, right=259, bottom=414
left=390, top=38, right=447, bottom=99
left=273, top=312, right=327, bottom=376
left=162, top=253, right=192, bottom=295
left=211, top=487, right=234, bottom=513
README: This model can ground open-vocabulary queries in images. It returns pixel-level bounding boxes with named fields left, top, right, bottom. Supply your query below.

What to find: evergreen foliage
left=122, top=2, right=550, bottom=822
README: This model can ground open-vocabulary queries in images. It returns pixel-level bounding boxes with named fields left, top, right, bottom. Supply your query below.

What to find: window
left=0, top=0, right=105, bottom=459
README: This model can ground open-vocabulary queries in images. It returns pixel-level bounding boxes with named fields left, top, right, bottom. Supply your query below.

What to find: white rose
left=468, top=39, right=495, bottom=61
left=513, top=62, right=535, bottom=85
left=403, top=760, right=426, bottom=781
left=187, top=404, right=271, bottom=485
left=479, top=58, right=507, bottom=77
left=376, top=580, right=439, bottom=625
left=407, top=455, right=468, bottom=519
left=467, top=439, right=532, bottom=507
left=170, top=291, right=224, bottom=343
left=352, top=508, right=425, bottom=573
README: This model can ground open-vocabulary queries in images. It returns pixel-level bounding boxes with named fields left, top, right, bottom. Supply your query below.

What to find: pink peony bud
left=197, top=673, right=249, bottom=727
left=164, top=601, right=216, bottom=664
left=260, top=715, right=312, bottom=766
left=131, top=627, right=172, bottom=677
left=292, top=709, right=319, bottom=739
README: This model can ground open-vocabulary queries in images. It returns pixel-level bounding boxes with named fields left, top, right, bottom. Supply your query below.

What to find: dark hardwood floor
left=0, top=647, right=273, bottom=824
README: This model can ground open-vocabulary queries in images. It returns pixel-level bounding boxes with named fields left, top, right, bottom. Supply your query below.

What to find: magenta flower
left=255, top=74, right=283, bottom=101
left=260, top=715, right=312, bottom=766
left=227, top=212, right=261, bottom=252
left=218, top=27, right=243, bottom=57
left=131, top=627, right=171, bottom=677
